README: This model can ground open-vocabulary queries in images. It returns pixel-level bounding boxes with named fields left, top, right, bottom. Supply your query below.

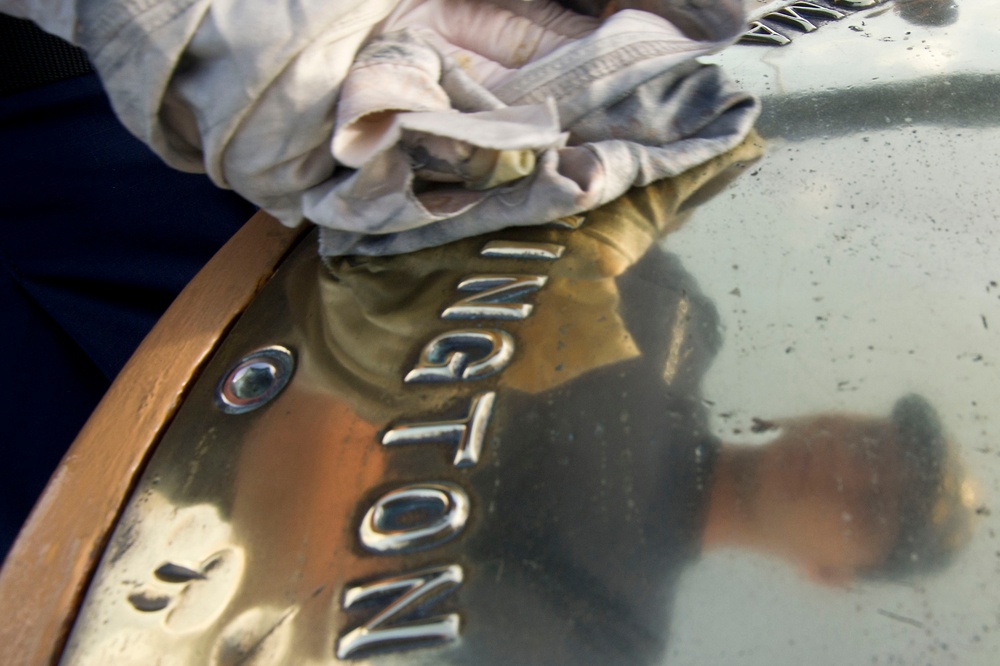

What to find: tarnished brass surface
left=64, top=2, right=997, bottom=664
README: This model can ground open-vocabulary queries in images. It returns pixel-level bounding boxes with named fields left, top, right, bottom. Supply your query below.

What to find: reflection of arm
left=757, top=75, right=996, bottom=142
left=575, top=129, right=763, bottom=277
left=298, top=133, right=760, bottom=420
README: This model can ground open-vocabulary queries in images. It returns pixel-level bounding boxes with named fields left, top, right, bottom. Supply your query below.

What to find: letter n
left=442, top=275, right=547, bottom=320
left=336, top=564, right=464, bottom=659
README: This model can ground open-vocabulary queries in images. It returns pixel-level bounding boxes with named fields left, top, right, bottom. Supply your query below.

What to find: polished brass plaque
left=64, top=3, right=997, bottom=664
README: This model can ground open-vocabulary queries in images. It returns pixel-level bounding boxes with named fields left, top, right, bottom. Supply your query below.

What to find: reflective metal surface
left=63, top=2, right=998, bottom=664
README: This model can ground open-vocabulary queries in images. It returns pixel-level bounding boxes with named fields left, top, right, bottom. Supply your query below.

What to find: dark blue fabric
left=0, top=73, right=255, bottom=561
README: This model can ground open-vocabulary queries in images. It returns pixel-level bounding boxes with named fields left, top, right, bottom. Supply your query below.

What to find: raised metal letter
left=480, top=240, right=566, bottom=260
left=336, top=564, right=464, bottom=659
left=441, top=275, right=547, bottom=321
left=382, top=392, right=496, bottom=468
left=359, top=483, right=470, bottom=554
left=405, top=329, right=514, bottom=383
left=765, top=2, right=845, bottom=32
left=741, top=20, right=792, bottom=45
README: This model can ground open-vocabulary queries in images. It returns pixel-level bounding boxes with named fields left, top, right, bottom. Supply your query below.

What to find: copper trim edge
left=0, top=211, right=306, bottom=666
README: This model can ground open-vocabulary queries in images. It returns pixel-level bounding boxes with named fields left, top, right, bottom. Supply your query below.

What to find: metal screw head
left=216, top=346, right=295, bottom=414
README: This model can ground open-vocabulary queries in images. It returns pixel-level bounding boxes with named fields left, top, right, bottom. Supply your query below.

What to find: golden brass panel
left=64, top=2, right=1000, bottom=664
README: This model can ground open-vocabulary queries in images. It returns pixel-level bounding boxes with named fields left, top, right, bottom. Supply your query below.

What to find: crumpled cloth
left=1, top=0, right=758, bottom=257
left=314, top=8, right=758, bottom=255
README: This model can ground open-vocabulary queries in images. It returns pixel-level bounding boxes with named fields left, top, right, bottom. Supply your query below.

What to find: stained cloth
left=317, top=6, right=759, bottom=254
left=2, top=0, right=758, bottom=256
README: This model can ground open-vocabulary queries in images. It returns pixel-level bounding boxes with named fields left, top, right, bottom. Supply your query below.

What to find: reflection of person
left=452, top=254, right=971, bottom=664
left=704, top=395, right=973, bottom=586
left=302, top=134, right=974, bottom=663
left=461, top=377, right=972, bottom=665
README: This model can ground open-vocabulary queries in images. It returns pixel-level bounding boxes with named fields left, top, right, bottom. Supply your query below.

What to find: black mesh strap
left=0, top=13, right=94, bottom=96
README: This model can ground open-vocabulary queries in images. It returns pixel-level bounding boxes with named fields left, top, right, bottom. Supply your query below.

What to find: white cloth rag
left=313, top=6, right=759, bottom=255
left=0, top=0, right=759, bottom=256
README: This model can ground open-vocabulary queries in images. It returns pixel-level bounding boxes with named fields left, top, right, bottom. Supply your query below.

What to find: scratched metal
left=62, top=2, right=998, bottom=665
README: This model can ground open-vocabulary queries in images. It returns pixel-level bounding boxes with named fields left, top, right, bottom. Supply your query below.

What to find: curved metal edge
left=0, top=211, right=308, bottom=666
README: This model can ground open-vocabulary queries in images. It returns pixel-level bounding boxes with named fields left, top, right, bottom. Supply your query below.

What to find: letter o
left=359, top=483, right=470, bottom=554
